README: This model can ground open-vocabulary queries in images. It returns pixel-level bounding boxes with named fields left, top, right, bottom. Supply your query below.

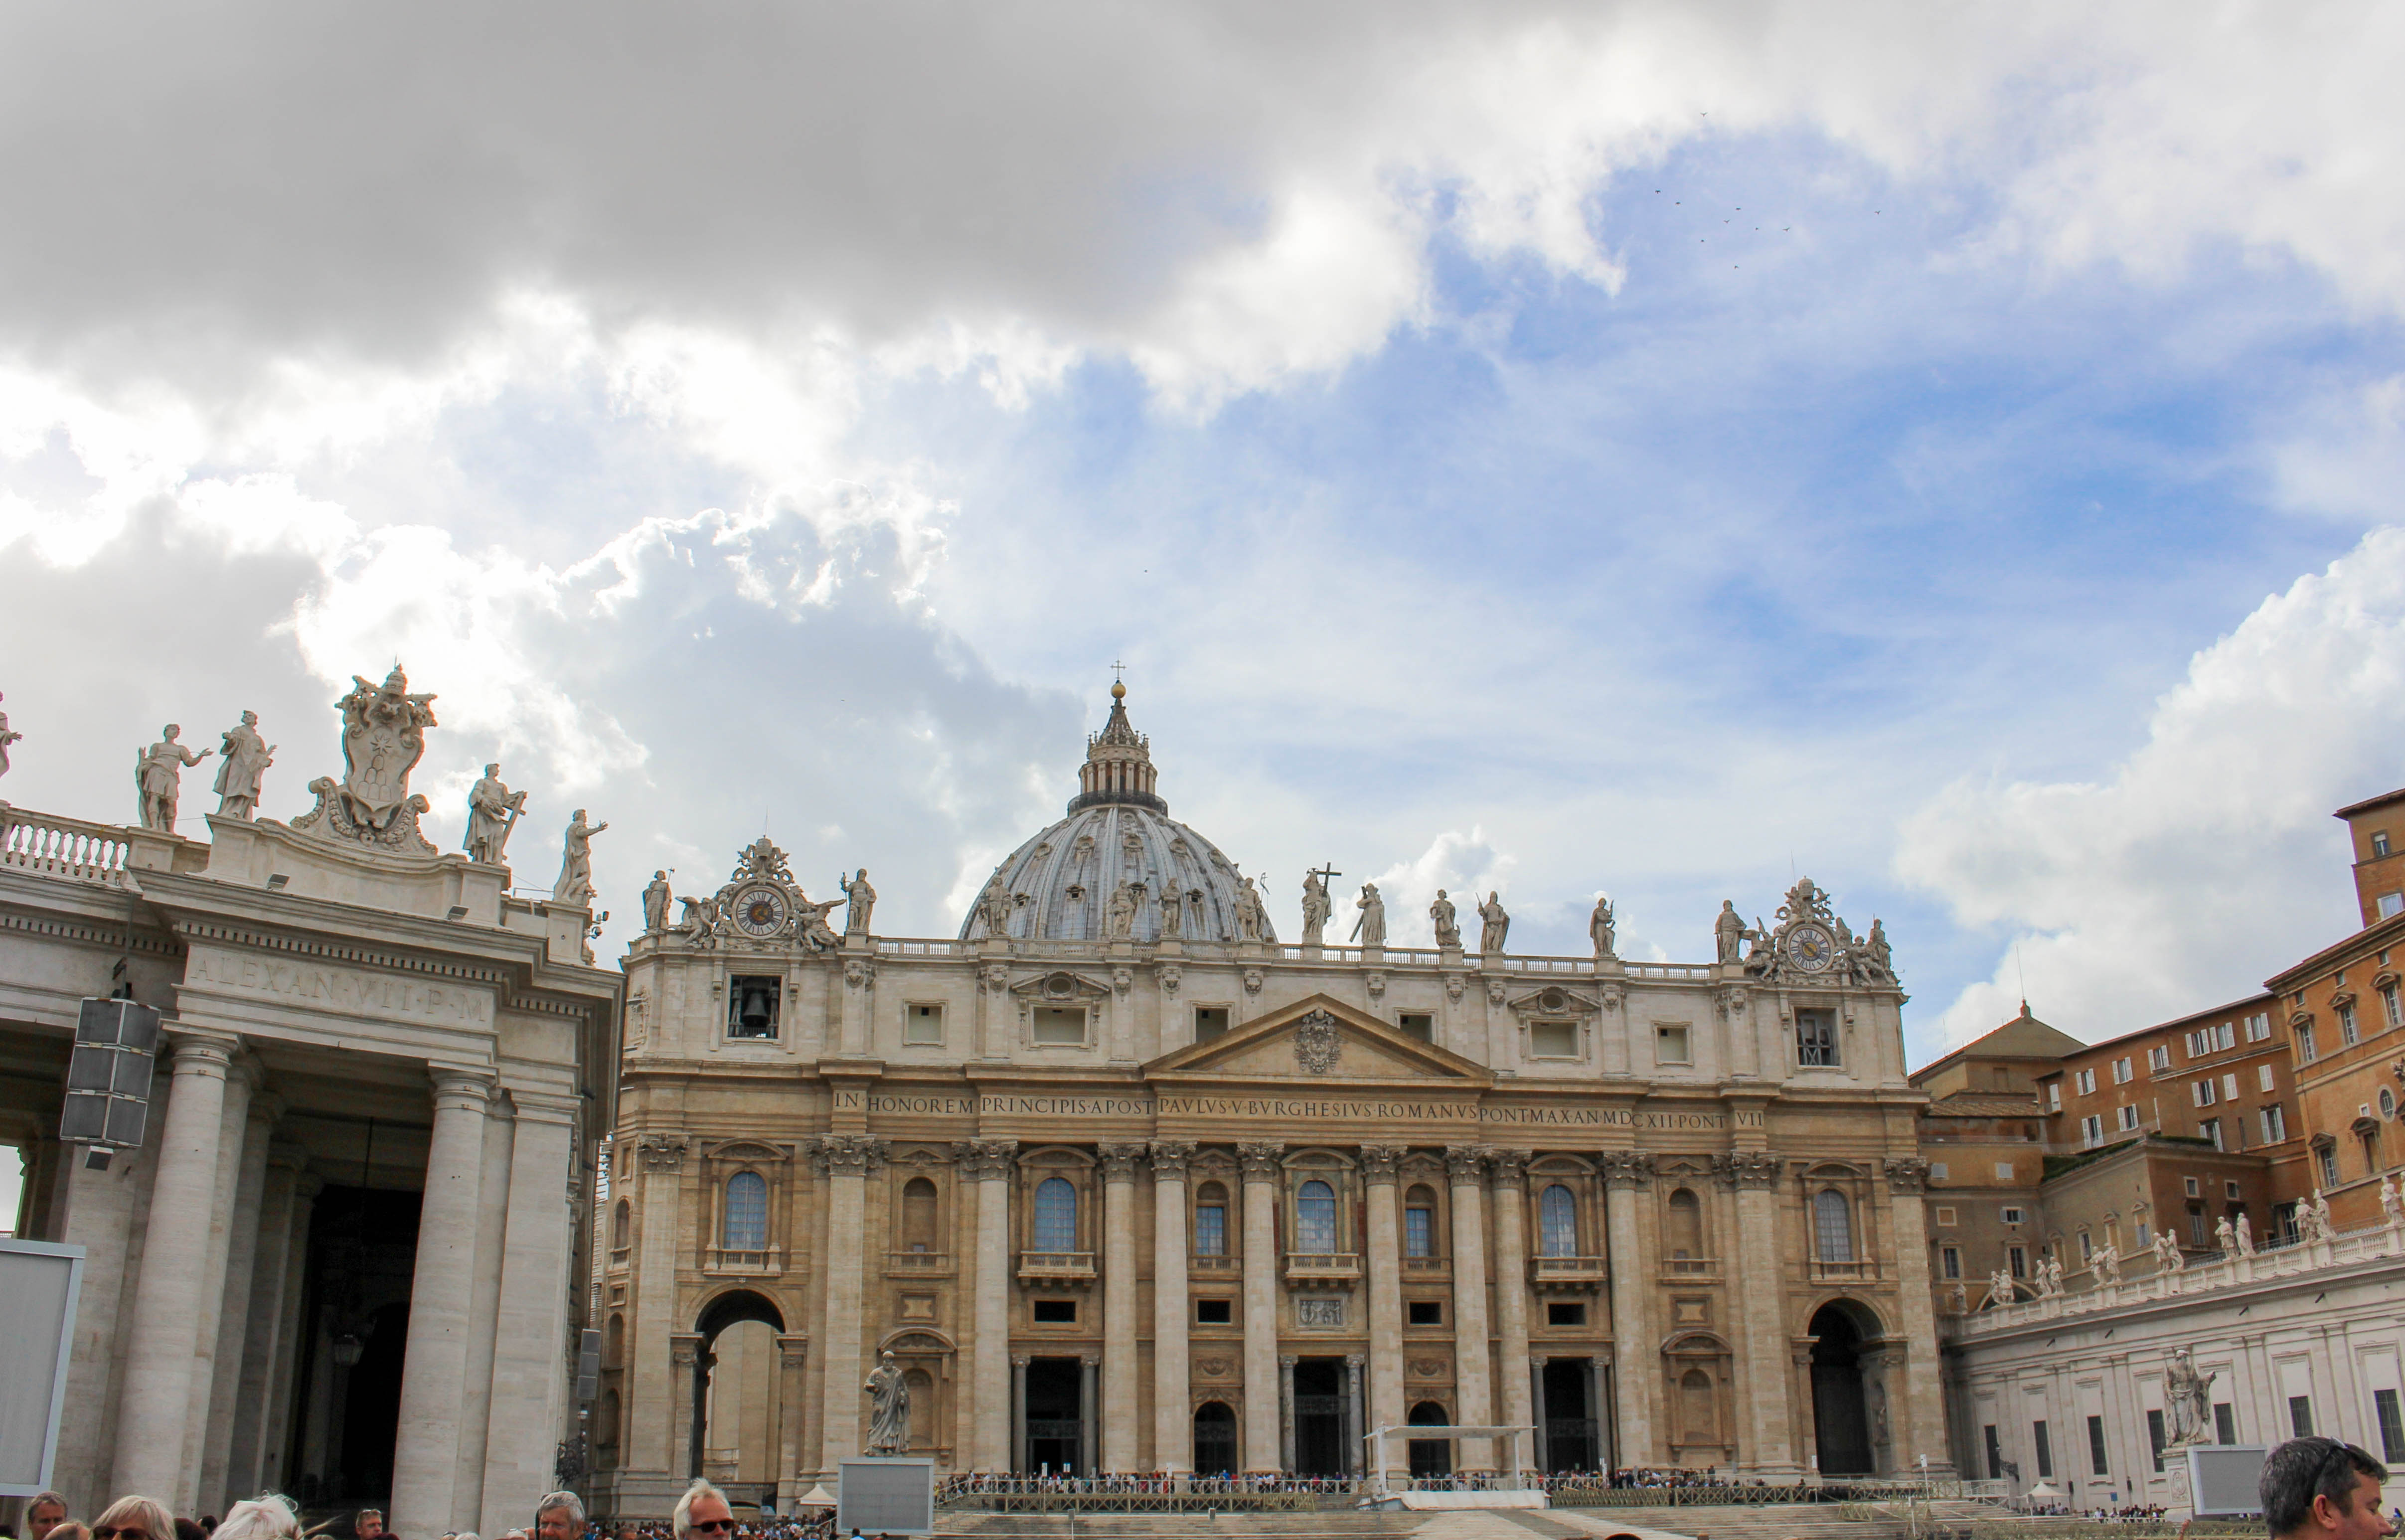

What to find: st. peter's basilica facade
left=593, top=685, right=1943, bottom=1514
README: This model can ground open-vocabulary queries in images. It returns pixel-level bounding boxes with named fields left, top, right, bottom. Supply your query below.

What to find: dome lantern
left=1068, top=680, right=1164, bottom=814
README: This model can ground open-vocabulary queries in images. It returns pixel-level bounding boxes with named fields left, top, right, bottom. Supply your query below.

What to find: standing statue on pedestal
left=1300, top=869, right=1333, bottom=945
left=2152, top=1229, right=2185, bottom=1274
left=1234, top=875, right=1268, bottom=942
left=0, top=690, right=19, bottom=779
left=2314, top=1188, right=2335, bottom=1241
left=1158, top=886, right=1185, bottom=940
left=1353, top=883, right=1386, bottom=947
left=1477, top=891, right=1510, bottom=954
left=2164, top=1348, right=2216, bottom=1446
left=135, top=725, right=211, bottom=832
left=864, top=1349, right=911, bottom=1456
left=1429, top=889, right=1460, bottom=948
left=1590, top=895, right=1616, bottom=958
left=1987, top=1266, right=2016, bottom=1308
left=553, top=809, right=609, bottom=906
left=1714, top=900, right=1746, bottom=964
left=212, top=711, right=276, bottom=820
left=641, top=871, right=673, bottom=933
left=2237, top=1210, right=2257, bottom=1254
left=1866, top=918, right=1895, bottom=979
left=842, top=868, right=877, bottom=936
left=464, top=764, right=525, bottom=865
left=2216, top=1215, right=2238, bottom=1255
left=2383, top=1174, right=2403, bottom=1231
left=1107, top=879, right=1139, bottom=940
left=2090, top=1240, right=2120, bottom=1287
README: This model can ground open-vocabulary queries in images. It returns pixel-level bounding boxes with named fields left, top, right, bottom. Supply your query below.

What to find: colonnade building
left=598, top=686, right=1946, bottom=1513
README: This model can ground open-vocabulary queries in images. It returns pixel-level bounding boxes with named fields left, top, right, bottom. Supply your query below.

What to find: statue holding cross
left=1300, top=863, right=1340, bottom=945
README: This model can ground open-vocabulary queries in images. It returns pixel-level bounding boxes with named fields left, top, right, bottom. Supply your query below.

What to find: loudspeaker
left=60, top=997, right=161, bottom=1151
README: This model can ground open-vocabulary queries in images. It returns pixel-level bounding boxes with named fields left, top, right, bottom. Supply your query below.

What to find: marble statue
left=1477, top=891, right=1510, bottom=954
left=464, top=764, right=525, bottom=864
left=212, top=711, right=275, bottom=820
left=1988, top=1266, right=2016, bottom=1307
left=2216, top=1215, right=2237, bottom=1254
left=797, top=894, right=843, bottom=950
left=2090, top=1240, right=2120, bottom=1286
left=135, top=725, right=212, bottom=832
left=2383, top=1174, right=2403, bottom=1230
left=1589, top=895, right=1616, bottom=958
left=1158, top=886, right=1184, bottom=939
left=1430, top=889, right=1460, bottom=948
left=2036, top=1256, right=2063, bottom=1298
left=641, top=871, right=673, bottom=933
left=842, top=868, right=877, bottom=935
left=1948, top=1280, right=1969, bottom=1314
left=1866, top=917, right=1894, bottom=977
left=1715, top=900, right=1745, bottom=964
left=2236, top=1210, right=2256, bottom=1254
left=552, top=809, right=609, bottom=906
left=864, top=1350, right=910, bottom=1456
left=1300, top=870, right=1332, bottom=945
left=2152, top=1229, right=2185, bottom=1273
left=336, top=668, right=437, bottom=830
left=677, top=894, right=720, bottom=946
left=977, top=871, right=1014, bottom=938
left=2314, top=1187, right=2335, bottom=1240
left=1353, top=883, right=1386, bottom=947
left=0, top=690, right=19, bottom=778
left=2165, top=1348, right=2216, bottom=1446
left=1107, top=879, right=1139, bottom=939
left=1234, top=875, right=1268, bottom=941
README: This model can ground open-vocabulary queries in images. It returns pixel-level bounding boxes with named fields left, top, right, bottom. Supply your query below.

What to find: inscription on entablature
left=187, top=949, right=493, bottom=1027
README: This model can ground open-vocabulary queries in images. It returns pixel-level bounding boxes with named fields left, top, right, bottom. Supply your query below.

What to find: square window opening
left=1032, top=1298, right=1078, bottom=1324
left=1546, top=1301, right=1586, bottom=1327
left=1397, top=1012, right=1434, bottom=1043
left=1407, top=1300, right=1444, bottom=1327
left=728, top=975, right=781, bottom=1039
left=1032, top=1006, right=1088, bottom=1045
left=1655, top=1024, right=1691, bottom=1066
left=1194, top=1006, right=1230, bottom=1043
left=1530, top=1020, right=1579, bottom=1058
left=1795, top=1008, right=1839, bottom=1067
left=1195, top=1297, right=1233, bottom=1325
left=904, top=1002, right=945, bottom=1045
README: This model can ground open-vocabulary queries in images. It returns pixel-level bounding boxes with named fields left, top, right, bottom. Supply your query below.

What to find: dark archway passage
left=1542, top=1359, right=1597, bottom=1473
left=1193, top=1400, right=1237, bottom=1475
left=1025, top=1357, right=1084, bottom=1474
left=690, top=1289, right=785, bottom=1480
left=1293, top=1359, right=1345, bottom=1475
left=1407, top=1399, right=1451, bottom=1479
left=1809, top=1302, right=1876, bottom=1475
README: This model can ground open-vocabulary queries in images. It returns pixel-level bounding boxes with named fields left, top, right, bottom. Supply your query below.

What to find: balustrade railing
left=0, top=807, right=132, bottom=887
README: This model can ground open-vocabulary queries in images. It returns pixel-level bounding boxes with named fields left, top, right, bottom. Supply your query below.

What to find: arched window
left=1681, top=1369, right=1716, bottom=1439
left=612, top=1198, right=631, bottom=1250
left=902, top=1177, right=939, bottom=1252
left=596, top=1389, right=620, bottom=1468
left=1539, top=1185, right=1579, bottom=1257
left=1296, top=1179, right=1338, bottom=1252
left=1194, top=1181, right=1228, bottom=1255
left=1813, top=1189, right=1853, bottom=1262
left=723, top=1171, right=768, bottom=1250
left=1193, top=1401, right=1238, bottom=1475
left=1404, top=1185, right=1438, bottom=1258
left=1034, top=1176, right=1079, bottom=1251
left=1666, top=1188, right=1704, bottom=1260
left=603, top=1311, right=625, bottom=1368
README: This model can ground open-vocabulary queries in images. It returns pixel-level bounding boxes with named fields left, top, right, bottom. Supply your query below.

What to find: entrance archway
left=1407, top=1400, right=1452, bottom=1479
left=1193, top=1401, right=1237, bottom=1476
left=1292, top=1359, right=1346, bottom=1475
left=1025, top=1358, right=1085, bottom=1474
left=1541, top=1359, right=1598, bottom=1473
left=692, top=1289, right=786, bottom=1489
left=1808, top=1301, right=1876, bottom=1475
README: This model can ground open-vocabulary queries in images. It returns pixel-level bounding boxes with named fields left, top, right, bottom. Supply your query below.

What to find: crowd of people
left=5, top=1489, right=618, bottom=1540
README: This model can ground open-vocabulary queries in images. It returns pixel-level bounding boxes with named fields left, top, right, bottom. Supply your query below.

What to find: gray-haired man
left=534, top=1492, right=585, bottom=1540
left=2263, top=1437, right=2396, bottom=1540
left=672, top=1480, right=735, bottom=1540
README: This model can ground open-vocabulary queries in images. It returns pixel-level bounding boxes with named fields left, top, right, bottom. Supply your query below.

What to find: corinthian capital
left=1444, top=1145, right=1490, bottom=1184
left=1147, top=1140, right=1196, bottom=1180
left=1099, top=1142, right=1147, bottom=1182
left=806, top=1134, right=889, bottom=1178
left=951, top=1138, right=1019, bottom=1181
left=1357, top=1144, right=1405, bottom=1182
left=1712, top=1150, right=1782, bottom=1191
left=636, top=1132, right=690, bottom=1172
left=1885, top=1156, right=1931, bottom=1195
left=1487, top=1148, right=1532, bottom=1187
left=1236, top=1141, right=1283, bottom=1180
left=1599, top=1150, right=1655, bottom=1190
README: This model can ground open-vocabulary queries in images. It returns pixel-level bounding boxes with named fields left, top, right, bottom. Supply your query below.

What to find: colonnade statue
left=212, top=711, right=275, bottom=820
left=135, top=725, right=211, bottom=832
left=1299, top=868, right=1332, bottom=944
left=0, top=690, right=19, bottom=778
left=465, top=763, right=525, bottom=864
left=1352, top=882, right=1385, bottom=946
left=842, top=868, right=877, bottom=935
left=1477, top=890, right=1509, bottom=953
left=1590, top=894, right=1616, bottom=958
left=553, top=808, right=608, bottom=906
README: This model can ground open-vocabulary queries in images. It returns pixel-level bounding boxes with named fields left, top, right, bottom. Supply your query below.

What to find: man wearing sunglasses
left=670, top=1480, right=734, bottom=1540
left=2264, top=1437, right=2398, bottom=1540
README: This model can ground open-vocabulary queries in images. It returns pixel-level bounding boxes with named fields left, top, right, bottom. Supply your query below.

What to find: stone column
left=1718, top=1150, right=1797, bottom=1477
left=1010, top=1355, right=1030, bottom=1472
left=1359, top=1145, right=1406, bottom=1475
left=1601, top=1150, right=1656, bottom=1468
left=1531, top=1355, right=1550, bottom=1472
left=1344, top=1354, right=1364, bottom=1477
left=477, top=1091, right=582, bottom=1528
left=1488, top=1151, right=1533, bottom=1475
left=777, top=1336, right=809, bottom=1500
left=811, top=1134, right=888, bottom=1465
left=957, top=1139, right=1018, bottom=1471
left=259, top=1172, right=321, bottom=1494
left=452, top=1091, right=516, bottom=1528
left=177, top=1054, right=258, bottom=1511
left=1238, top=1142, right=1283, bottom=1473
left=1149, top=1142, right=1195, bottom=1475
left=112, top=1027, right=241, bottom=1503
left=200, top=1092, right=279, bottom=1512
left=392, top=1070, right=497, bottom=1535
left=1082, top=1354, right=1101, bottom=1472
left=629, top=1133, right=690, bottom=1473
left=1099, top=1143, right=1144, bottom=1471
left=669, top=1335, right=704, bottom=1479
left=223, top=1140, right=305, bottom=1502
left=1445, top=1146, right=1494, bottom=1468
left=1884, top=1158, right=1954, bottom=1474
left=1278, top=1355, right=1298, bottom=1472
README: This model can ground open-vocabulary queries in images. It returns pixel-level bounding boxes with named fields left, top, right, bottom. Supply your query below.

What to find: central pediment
left=1143, top=994, right=1490, bottom=1086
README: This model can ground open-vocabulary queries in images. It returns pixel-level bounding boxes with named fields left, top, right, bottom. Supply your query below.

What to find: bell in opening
left=730, top=975, right=781, bottom=1039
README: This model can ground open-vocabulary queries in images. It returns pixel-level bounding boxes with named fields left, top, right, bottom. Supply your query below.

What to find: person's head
left=211, top=1498, right=298, bottom=1540
left=353, top=1512, right=384, bottom=1540
left=173, top=1520, right=205, bottom=1540
left=26, top=1493, right=69, bottom=1540
left=50, top=1524, right=92, bottom=1540
left=2265, top=1437, right=2395, bottom=1540
left=90, top=1499, right=173, bottom=1540
left=673, top=1481, right=733, bottom=1540
left=535, top=1494, right=585, bottom=1540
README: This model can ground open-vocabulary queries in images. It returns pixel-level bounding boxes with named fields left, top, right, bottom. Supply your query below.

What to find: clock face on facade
left=732, top=884, right=789, bottom=937
left=1785, top=923, right=1836, bottom=972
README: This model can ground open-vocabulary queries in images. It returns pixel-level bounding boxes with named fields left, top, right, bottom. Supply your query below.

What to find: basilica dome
left=960, top=684, right=1268, bottom=945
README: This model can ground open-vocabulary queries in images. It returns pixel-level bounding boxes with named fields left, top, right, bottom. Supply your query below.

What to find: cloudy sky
left=4, top=0, right=2405, bottom=1069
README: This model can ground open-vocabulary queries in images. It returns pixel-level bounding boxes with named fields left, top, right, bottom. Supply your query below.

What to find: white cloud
left=1368, top=827, right=1518, bottom=948
left=1898, top=524, right=2405, bottom=1046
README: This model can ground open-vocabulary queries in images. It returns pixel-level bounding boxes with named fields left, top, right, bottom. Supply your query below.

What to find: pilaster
left=1601, top=1149, right=1657, bottom=1466
left=1488, top=1149, right=1533, bottom=1471
left=1099, top=1142, right=1144, bottom=1470
left=1148, top=1141, right=1194, bottom=1474
left=1238, top=1141, right=1282, bottom=1473
left=1445, top=1146, right=1494, bottom=1467
left=1359, top=1144, right=1406, bottom=1473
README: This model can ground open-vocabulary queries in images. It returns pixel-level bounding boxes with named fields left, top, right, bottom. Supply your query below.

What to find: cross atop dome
left=1070, top=677, right=1164, bottom=813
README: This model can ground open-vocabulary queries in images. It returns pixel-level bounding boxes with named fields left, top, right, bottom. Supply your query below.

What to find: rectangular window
left=2215, top=1402, right=2236, bottom=1445
left=1194, top=1204, right=1226, bottom=1256
left=1529, top=1020, right=1579, bottom=1058
left=2379, top=1390, right=2405, bottom=1463
left=2147, top=1409, right=2168, bottom=1472
left=2033, top=1419, right=2054, bottom=1478
left=2386, top=984, right=2405, bottom=1030
left=2260, top=1064, right=2278, bottom=1092
left=2195, top=1078, right=2217, bottom=1106
left=2083, top=1114, right=2103, bottom=1144
left=1546, top=1301, right=1587, bottom=1327
left=1994, top=1161, right=2016, bottom=1181
left=2379, top=832, right=2394, bottom=857
left=1942, top=1246, right=1962, bottom=1279
left=2264, top=1105, right=2288, bottom=1143
left=2320, top=1144, right=2341, bottom=1186
left=2087, top=1414, right=2110, bottom=1475
left=2191, top=1207, right=2208, bottom=1244
left=2247, top=1012, right=2272, bottom=1042
left=2077, top=1068, right=2097, bottom=1094
left=2227, top=1180, right=2243, bottom=1200
left=2001, top=1206, right=2026, bottom=1225
left=2290, top=1395, right=2315, bottom=1437
left=2202, top=1118, right=2223, bottom=1150
left=2079, top=1231, right=2094, bottom=1261
left=1935, top=1205, right=1958, bottom=1226
left=1795, top=1008, right=1839, bottom=1066
left=2048, top=1082, right=2063, bottom=1110
left=727, top=975, right=781, bottom=1039
left=2385, top=894, right=2405, bottom=921
left=2301, top=1024, right=2319, bottom=1063
left=904, top=1002, right=944, bottom=1045
left=1405, top=1205, right=1435, bottom=1258
left=1983, top=1425, right=2002, bottom=1481
left=2114, top=1057, right=2134, bottom=1084
left=2342, top=1003, right=2361, bottom=1046
left=1407, top=1300, right=1443, bottom=1326
left=1195, top=1297, right=1233, bottom=1325
left=2118, top=1104, right=2140, bottom=1131
left=1032, top=1006, right=1087, bottom=1044
left=2223, top=1072, right=2240, bottom=1100
left=1194, top=1006, right=1230, bottom=1042
left=2218, top=1022, right=2237, bottom=1051
left=2150, top=1045, right=2173, bottom=1073
left=1396, top=1011, right=1433, bottom=1043
left=1032, top=1298, right=1078, bottom=1324
left=1656, top=1024, right=1691, bottom=1065
left=2135, top=1219, right=2151, bottom=1245
left=2008, top=1245, right=2028, bottom=1277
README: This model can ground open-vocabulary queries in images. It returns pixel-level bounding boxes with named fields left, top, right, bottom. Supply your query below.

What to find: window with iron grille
left=1813, top=1190, right=1853, bottom=1262
left=1540, top=1184, right=1579, bottom=1257
left=722, top=1171, right=768, bottom=1250
left=1033, top=1176, right=1078, bottom=1251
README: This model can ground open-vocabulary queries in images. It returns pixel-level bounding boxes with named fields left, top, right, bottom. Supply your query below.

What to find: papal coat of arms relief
left=1292, top=1010, right=1342, bottom=1074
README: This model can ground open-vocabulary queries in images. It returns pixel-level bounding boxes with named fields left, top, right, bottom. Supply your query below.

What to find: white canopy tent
left=1360, top=1424, right=1544, bottom=1509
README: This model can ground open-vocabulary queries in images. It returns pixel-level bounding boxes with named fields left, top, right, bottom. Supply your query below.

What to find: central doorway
left=1292, top=1359, right=1346, bottom=1475
left=1025, top=1357, right=1085, bottom=1474
left=1809, top=1302, right=1875, bottom=1475
left=1541, top=1359, right=1598, bottom=1473
left=1193, top=1400, right=1237, bottom=1476
left=1407, top=1400, right=1451, bottom=1479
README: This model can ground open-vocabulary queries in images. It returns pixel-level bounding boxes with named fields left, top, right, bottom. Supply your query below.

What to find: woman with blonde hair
left=210, top=1499, right=299, bottom=1540
left=91, top=1496, right=174, bottom=1540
